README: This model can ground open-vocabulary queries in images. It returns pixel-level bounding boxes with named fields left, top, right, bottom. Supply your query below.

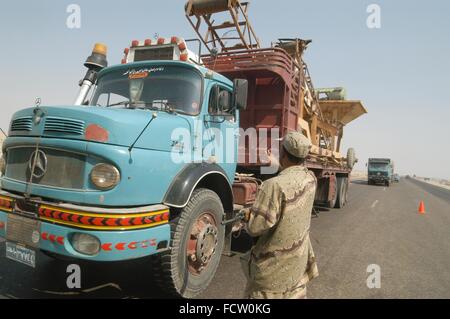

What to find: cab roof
left=99, top=60, right=233, bottom=87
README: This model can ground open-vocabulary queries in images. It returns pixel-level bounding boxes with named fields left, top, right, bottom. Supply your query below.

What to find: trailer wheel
left=327, top=179, right=338, bottom=209
left=151, top=188, right=225, bottom=299
left=335, top=177, right=348, bottom=209
left=344, top=181, right=349, bottom=204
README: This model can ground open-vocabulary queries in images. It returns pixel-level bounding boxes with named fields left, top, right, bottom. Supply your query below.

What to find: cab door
left=202, top=84, right=238, bottom=180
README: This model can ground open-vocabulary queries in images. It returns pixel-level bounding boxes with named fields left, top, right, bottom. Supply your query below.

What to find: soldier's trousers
left=245, top=284, right=307, bottom=299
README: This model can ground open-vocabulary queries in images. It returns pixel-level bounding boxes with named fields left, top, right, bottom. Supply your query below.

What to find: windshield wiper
left=135, top=102, right=178, bottom=114
left=157, top=101, right=178, bottom=114
left=108, top=101, right=130, bottom=107
left=107, top=101, right=178, bottom=114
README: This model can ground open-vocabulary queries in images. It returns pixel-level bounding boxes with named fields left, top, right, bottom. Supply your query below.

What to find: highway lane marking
left=371, top=200, right=379, bottom=209
left=383, top=187, right=386, bottom=191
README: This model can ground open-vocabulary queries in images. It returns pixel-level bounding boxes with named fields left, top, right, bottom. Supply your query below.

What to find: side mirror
left=233, top=79, right=248, bottom=110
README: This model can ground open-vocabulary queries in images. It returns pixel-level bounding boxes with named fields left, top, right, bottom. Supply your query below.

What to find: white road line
left=383, top=187, right=386, bottom=191
left=371, top=200, right=379, bottom=209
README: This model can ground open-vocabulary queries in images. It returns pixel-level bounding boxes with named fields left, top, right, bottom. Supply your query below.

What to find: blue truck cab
left=0, top=40, right=248, bottom=298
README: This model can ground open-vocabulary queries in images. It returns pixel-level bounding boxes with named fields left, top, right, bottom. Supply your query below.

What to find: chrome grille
left=10, top=117, right=32, bottom=132
left=6, top=214, right=41, bottom=248
left=44, top=117, right=85, bottom=135
left=5, top=147, right=86, bottom=189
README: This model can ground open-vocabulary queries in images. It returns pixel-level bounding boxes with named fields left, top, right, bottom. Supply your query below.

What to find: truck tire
left=151, top=188, right=225, bottom=299
left=335, top=177, right=348, bottom=208
left=347, top=148, right=356, bottom=169
left=327, top=179, right=338, bottom=208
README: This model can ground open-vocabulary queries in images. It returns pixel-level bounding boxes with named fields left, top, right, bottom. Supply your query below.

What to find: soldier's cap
left=282, top=131, right=312, bottom=159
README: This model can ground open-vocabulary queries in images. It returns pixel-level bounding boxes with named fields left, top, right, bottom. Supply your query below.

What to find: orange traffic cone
left=418, top=201, right=426, bottom=214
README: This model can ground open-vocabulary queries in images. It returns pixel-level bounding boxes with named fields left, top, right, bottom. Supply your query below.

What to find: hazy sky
left=0, top=0, right=449, bottom=178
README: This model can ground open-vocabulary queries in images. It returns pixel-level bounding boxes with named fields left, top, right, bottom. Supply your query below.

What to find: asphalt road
left=0, top=177, right=449, bottom=299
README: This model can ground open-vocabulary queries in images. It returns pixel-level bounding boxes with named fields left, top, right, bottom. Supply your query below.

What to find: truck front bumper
left=0, top=190, right=171, bottom=262
left=369, top=176, right=389, bottom=183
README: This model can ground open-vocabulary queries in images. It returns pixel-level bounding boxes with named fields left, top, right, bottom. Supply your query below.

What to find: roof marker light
left=180, top=53, right=189, bottom=62
left=92, top=43, right=108, bottom=56
left=131, top=40, right=139, bottom=47
left=144, top=39, right=152, bottom=46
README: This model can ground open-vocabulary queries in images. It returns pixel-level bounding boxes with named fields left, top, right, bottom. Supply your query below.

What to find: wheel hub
left=187, top=213, right=219, bottom=275
left=196, top=224, right=218, bottom=264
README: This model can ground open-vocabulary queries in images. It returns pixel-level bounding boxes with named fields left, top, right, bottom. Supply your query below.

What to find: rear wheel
left=327, top=178, right=338, bottom=208
left=151, top=188, right=225, bottom=299
left=335, top=177, right=348, bottom=208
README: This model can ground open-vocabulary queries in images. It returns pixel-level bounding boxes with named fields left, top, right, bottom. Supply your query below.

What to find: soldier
left=241, top=131, right=319, bottom=299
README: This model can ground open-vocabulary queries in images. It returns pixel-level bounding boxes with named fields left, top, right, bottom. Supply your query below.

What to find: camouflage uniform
left=242, top=132, right=319, bottom=299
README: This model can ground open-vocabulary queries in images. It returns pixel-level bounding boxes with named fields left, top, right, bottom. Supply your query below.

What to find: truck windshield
left=91, top=65, right=202, bottom=115
left=369, top=163, right=389, bottom=170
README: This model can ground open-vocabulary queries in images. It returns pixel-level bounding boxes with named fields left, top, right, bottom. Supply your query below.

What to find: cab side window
left=208, top=85, right=233, bottom=115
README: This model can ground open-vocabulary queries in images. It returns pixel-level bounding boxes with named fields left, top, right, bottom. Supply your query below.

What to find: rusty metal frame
left=186, top=0, right=260, bottom=52
left=202, top=47, right=352, bottom=171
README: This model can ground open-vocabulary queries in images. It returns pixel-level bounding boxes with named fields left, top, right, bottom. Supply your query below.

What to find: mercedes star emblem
left=29, top=150, right=48, bottom=179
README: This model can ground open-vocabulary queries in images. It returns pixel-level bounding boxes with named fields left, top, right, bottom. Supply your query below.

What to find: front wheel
left=151, top=188, right=225, bottom=298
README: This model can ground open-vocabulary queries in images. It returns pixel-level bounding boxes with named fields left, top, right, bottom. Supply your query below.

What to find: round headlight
left=90, top=163, right=120, bottom=189
left=71, top=233, right=100, bottom=256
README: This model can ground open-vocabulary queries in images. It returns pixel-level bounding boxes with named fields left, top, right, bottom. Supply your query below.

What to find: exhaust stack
left=74, top=43, right=108, bottom=105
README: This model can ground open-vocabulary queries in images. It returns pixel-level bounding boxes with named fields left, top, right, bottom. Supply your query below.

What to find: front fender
left=163, top=163, right=233, bottom=212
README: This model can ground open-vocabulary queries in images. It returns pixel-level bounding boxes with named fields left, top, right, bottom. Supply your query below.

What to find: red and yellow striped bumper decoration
left=38, top=205, right=169, bottom=231
left=0, top=196, right=14, bottom=212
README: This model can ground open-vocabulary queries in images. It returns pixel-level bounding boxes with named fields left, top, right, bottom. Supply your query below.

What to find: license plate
left=6, top=214, right=41, bottom=248
left=6, top=242, right=36, bottom=268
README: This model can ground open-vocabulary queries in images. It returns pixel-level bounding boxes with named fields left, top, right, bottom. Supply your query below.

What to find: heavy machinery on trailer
left=0, top=0, right=366, bottom=298
left=188, top=0, right=367, bottom=209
